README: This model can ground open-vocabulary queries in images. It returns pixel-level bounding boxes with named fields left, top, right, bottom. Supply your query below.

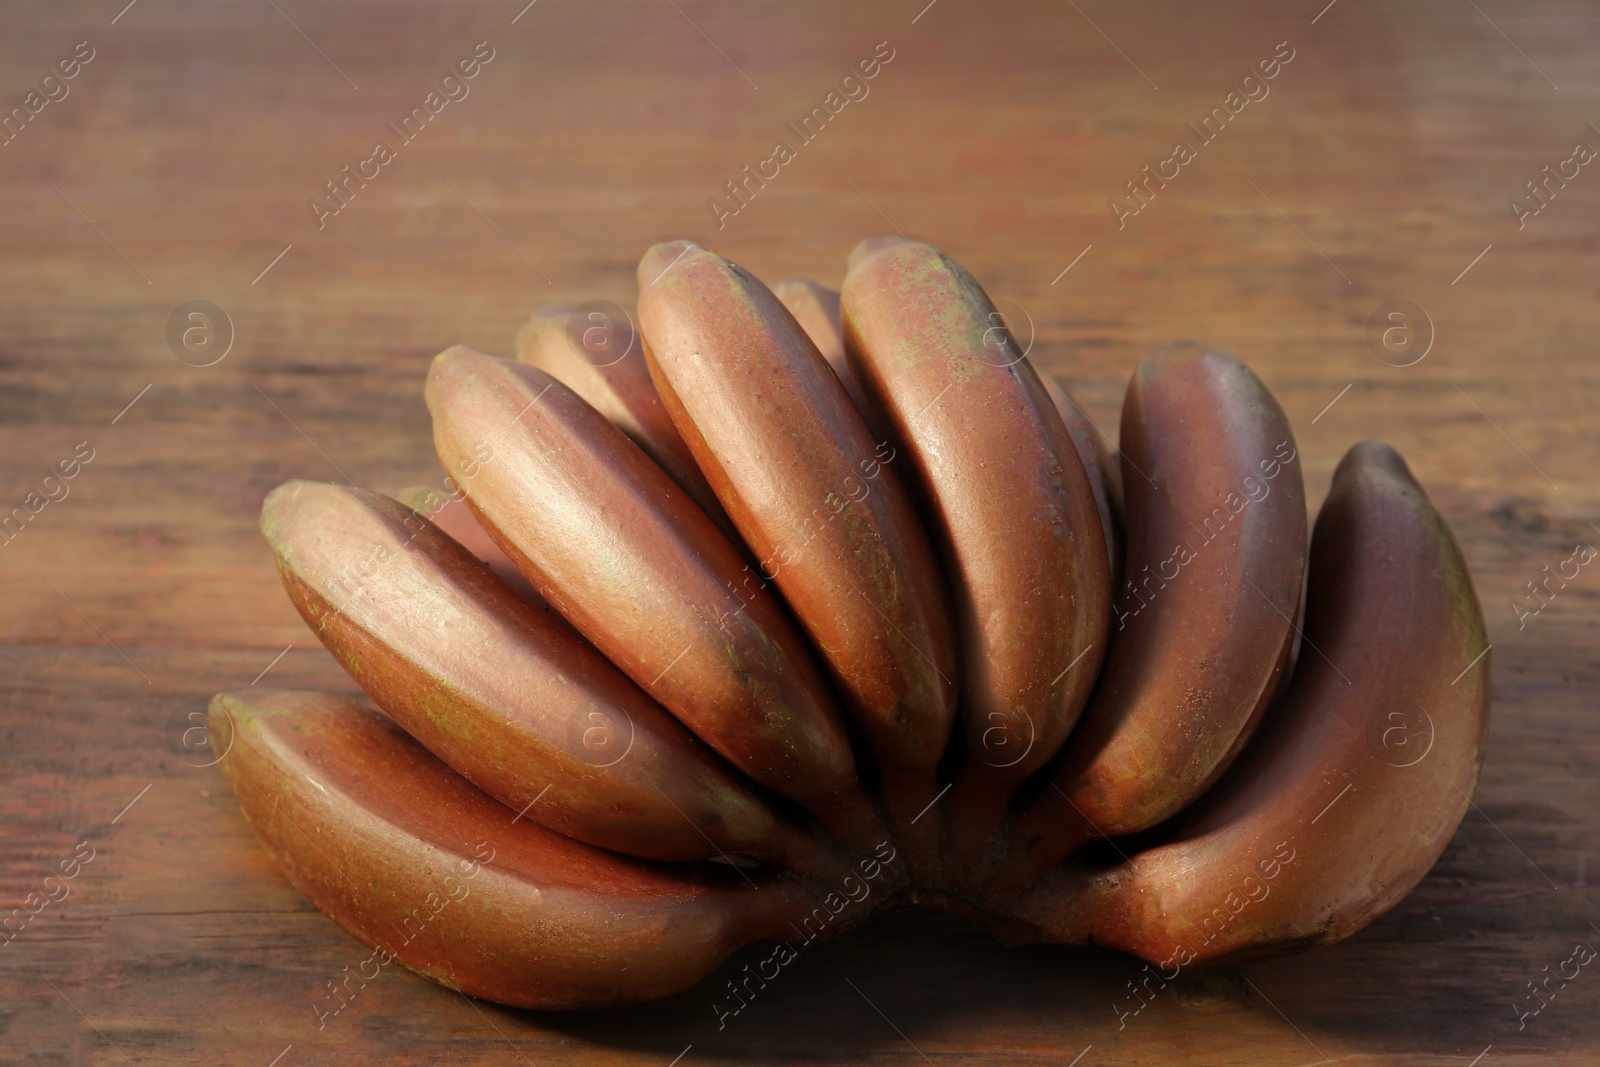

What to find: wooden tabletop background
left=3, top=0, right=1597, bottom=1063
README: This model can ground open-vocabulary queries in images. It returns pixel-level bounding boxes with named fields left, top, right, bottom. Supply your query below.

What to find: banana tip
left=206, top=691, right=245, bottom=758
left=845, top=235, right=924, bottom=273
left=259, top=479, right=314, bottom=542
left=1339, top=439, right=1414, bottom=485
left=637, top=240, right=704, bottom=288
left=425, top=344, right=495, bottom=409
left=1142, top=340, right=1235, bottom=379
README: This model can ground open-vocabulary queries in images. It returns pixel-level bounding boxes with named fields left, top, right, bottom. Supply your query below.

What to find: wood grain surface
left=2, top=0, right=1597, bottom=1063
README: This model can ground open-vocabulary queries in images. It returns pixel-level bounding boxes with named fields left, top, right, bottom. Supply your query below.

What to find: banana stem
left=1006, top=861, right=1121, bottom=947
left=942, top=766, right=1020, bottom=893
left=986, top=812, right=1101, bottom=904
left=876, top=766, right=947, bottom=887
left=762, top=821, right=859, bottom=889
left=735, top=873, right=832, bottom=944
left=794, top=781, right=911, bottom=893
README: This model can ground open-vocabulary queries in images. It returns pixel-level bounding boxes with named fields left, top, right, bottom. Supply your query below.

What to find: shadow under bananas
left=510, top=907, right=1130, bottom=1061
left=474, top=827, right=1508, bottom=1063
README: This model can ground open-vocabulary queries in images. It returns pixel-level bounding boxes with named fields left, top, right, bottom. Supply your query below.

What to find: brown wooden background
left=2, top=0, right=1597, bottom=1063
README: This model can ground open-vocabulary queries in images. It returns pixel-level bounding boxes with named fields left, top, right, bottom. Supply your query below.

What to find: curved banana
left=1004, top=344, right=1306, bottom=886
left=260, top=479, right=832, bottom=872
left=1010, top=441, right=1489, bottom=964
left=515, top=304, right=737, bottom=538
left=425, top=347, right=883, bottom=849
left=211, top=689, right=816, bottom=1010
left=636, top=241, right=959, bottom=868
left=841, top=237, right=1110, bottom=851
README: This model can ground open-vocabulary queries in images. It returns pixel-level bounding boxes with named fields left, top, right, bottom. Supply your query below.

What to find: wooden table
left=3, top=0, right=1595, bottom=1062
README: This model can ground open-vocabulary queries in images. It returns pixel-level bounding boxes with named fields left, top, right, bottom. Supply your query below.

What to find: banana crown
left=216, top=239, right=1489, bottom=1012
